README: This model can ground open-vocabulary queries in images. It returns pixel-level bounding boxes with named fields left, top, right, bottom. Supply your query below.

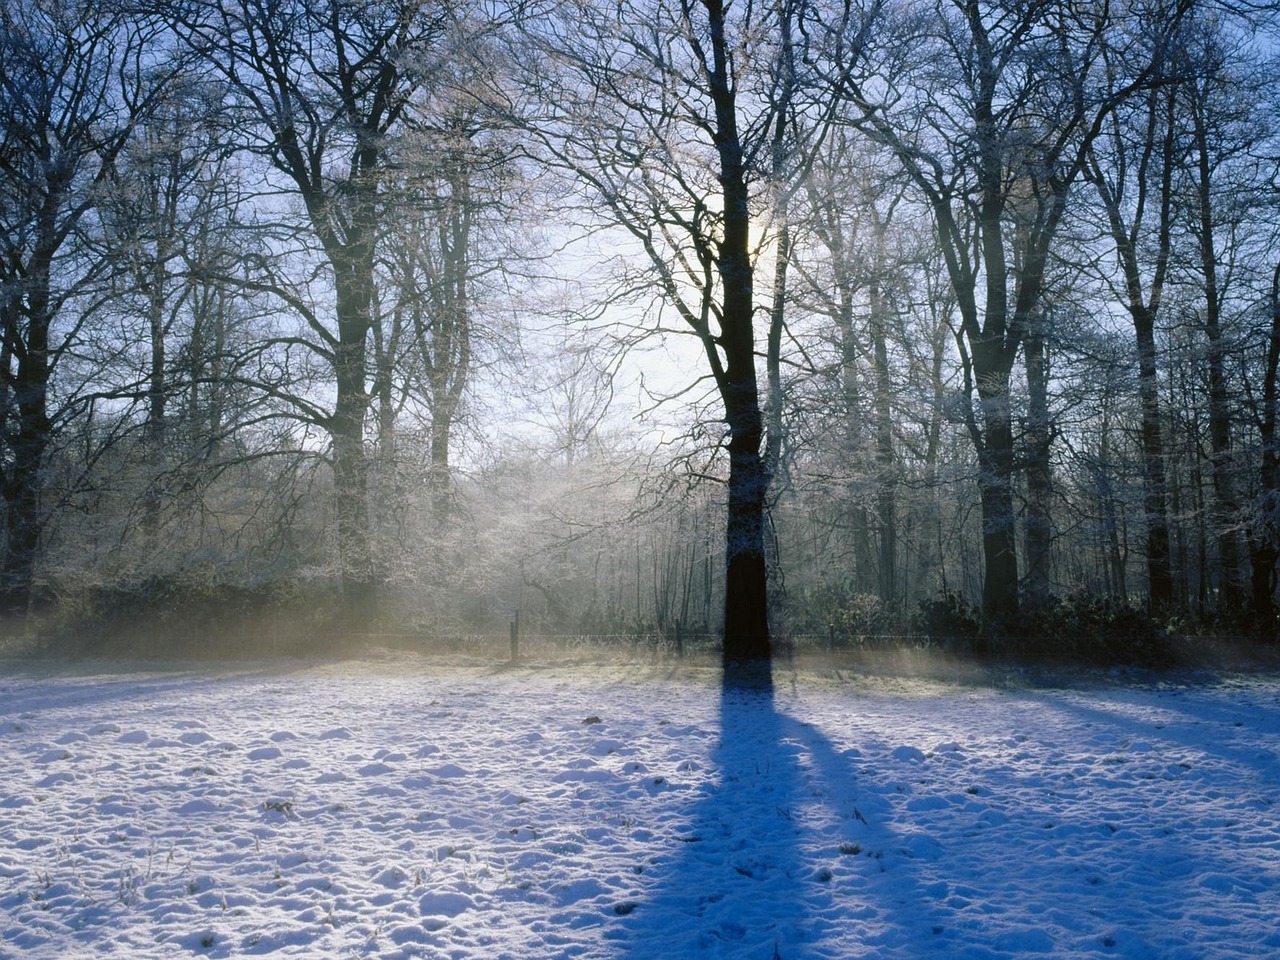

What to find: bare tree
left=501, top=0, right=858, bottom=666
left=834, top=0, right=1189, bottom=625
left=0, top=1, right=172, bottom=614
left=1084, top=60, right=1181, bottom=612
left=166, top=0, right=451, bottom=619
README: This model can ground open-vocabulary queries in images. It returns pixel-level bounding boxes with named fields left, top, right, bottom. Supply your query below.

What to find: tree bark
left=1022, top=312, right=1053, bottom=605
left=703, top=0, right=771, bottom=666
left=1190, top=93, right=1245, bottom=614
left=1248, top=260, right=1280, bottom=625
left=868, top=228, right=897, bottom=607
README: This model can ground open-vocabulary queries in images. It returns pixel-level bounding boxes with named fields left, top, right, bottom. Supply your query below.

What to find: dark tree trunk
left=1191, top=96, right=1245, bottom=614
left=0, top=415, right=47, bottom=616
left=975, top=389, right=1020, bottom=625
left=1022, top=317, right=1053, bottom=605
left=0, top=208, right=56, bottom=615
left=332, top=286, right=375, bottom=623
left=1087, top=84, right=1179, bottom=613
left=1134, top=310, right=1175, bottom=613
left=722, top=386, right=771, bottom=663
left=0, top=298, right=51, bottom=616
left=703, top=0, right=771, bottom=667
left=1248, top=261, right=1280, bottom=626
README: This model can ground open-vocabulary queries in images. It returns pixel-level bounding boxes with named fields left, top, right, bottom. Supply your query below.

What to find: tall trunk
left=920, top=303, right=948, bottom=596
left=332, top=280, right=374, bottom=623
left=0, top=194, right=59, bottom=615
left=970, top=38, right=1021, bottom=627
left=836, top=288, right=875, bottom=594
left=1088, top=84, right=1178, bottom=612
left=428, top=412, right=452, bottom=522
left=1134, top=309, right=1175, bottom=612
left=764, top=219, right=790, bottom=488
left=1022, top=311, right=1053, bottom=604
left=1191, top=97, right=1244, bottom=613
left=703, top=0, right=770, bottom=667
left=763, top=1, right=794, bottom=493
left=868, top=227, right=896, bottom=607
left=976, top=385, right=1020, bottom=624
left=141, top=259, right=169, bottom=539
left=1248, top=260, right=1280, bottom=624
left=0, top=297, right=51, bottom=616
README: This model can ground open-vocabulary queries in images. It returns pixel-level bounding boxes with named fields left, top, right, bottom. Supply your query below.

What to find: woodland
left=1, top=0, right=1279, bottom=666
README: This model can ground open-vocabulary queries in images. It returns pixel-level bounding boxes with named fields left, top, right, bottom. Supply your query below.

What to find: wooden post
left=510, top=609, right=520, bottom=662
left=676, top=619, right=684, bottom=659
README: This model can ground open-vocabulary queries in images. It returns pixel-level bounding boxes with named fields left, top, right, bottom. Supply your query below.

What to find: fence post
left=510, top=609, right=520, bottom=662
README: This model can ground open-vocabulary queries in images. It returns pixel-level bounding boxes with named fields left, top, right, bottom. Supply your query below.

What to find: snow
left=1, top=657, right=1278, bottom=958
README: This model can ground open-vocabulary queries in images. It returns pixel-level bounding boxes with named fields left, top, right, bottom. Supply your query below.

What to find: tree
left=504, top=0, right=852, bottom=666
left=167, top=0, right=451, bottom=619
left=0, top=1, right=170, bottom=614
left=835, top=0, right=1187, bottom=625
left=1084, top=56, right=1180, bottom=613
left=793, top=131, right=909, bottom=608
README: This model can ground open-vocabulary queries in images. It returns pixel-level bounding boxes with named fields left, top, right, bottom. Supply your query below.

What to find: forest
left=1, top=0, right=1278, bottom=666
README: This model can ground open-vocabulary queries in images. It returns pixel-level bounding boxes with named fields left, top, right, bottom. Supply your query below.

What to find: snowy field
left=1, top=656, right=1278, bottom=959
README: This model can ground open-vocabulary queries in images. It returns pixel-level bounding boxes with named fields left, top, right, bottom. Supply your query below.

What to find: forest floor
left=1, top=652, right=1278, bottom=958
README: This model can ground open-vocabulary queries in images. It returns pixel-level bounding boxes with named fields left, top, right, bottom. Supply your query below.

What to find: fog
left=0, top=0, right=1277, bottom=668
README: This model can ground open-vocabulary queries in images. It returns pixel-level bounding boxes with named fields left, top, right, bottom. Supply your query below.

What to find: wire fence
left=352, top=626, right=947, bottom=664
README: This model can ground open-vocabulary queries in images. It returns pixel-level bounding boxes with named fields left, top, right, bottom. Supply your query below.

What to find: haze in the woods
left=1, top=0, right=1278, bottom=667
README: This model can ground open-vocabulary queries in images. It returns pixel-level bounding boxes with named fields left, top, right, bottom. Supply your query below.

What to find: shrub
left=1007, top=593, right=1178, bottom=667
left=789, top=581, right=894, bottom=646
left=910, top=590, right=981, bottom=654
left=41, top=574, right=341, bottom=657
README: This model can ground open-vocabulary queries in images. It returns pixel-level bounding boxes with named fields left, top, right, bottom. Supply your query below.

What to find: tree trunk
left=1191, top=97, right=1245, bottom=614
left=976, top=382, right=1020, bottom=625
left=704, top=0, right=770, bottom=667
left=1134, top=309, right=1175, bottom=613
left=723, top=392, right=771, bottom=664
left=1022, top=314, right=1053, bottom=605
left=1248, top=261, right=1280, bottom=625
left=429, top=412, right=453, bottom=524
left=836, top=292, right=876, bottom=595
left=332, top=291, right=375, bottom=624
left=0, top=302, right=51, bottom=616
left=0, top=427, right=46, bottom=616
left=868, top=248, right=896, bottom=608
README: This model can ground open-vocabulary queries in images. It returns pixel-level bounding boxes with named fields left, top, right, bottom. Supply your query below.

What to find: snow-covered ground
left=1, top=655, right=1278, bottom=959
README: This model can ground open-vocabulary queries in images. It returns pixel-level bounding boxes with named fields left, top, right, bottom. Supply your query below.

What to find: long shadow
left=0, top=664, right=307, bottom=719
left=1020, top=679, right=1280, bottom=784
left=618, top=667, right=938, bottom=959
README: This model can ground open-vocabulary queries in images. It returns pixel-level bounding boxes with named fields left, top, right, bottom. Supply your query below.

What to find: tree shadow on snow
left=618, top=667, right=934, bottom=959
